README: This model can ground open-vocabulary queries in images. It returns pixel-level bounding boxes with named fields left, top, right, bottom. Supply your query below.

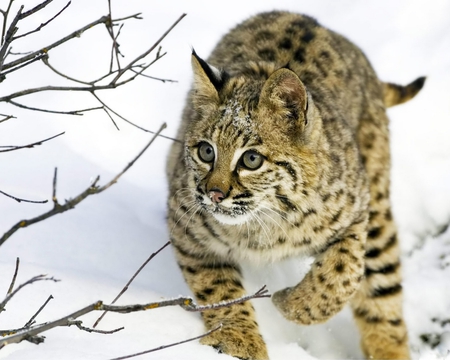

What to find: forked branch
left=0, top=123, right=167, bottom=247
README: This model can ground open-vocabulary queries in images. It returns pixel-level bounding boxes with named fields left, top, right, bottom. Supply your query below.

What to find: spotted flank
left=167, top=10, right=424, bottom=360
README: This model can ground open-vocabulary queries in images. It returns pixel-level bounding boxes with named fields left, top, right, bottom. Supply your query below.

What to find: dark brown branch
left=13, top=1, right=71, bottom=40
left=0, top=131, right=64, bottom=153
left=93, top=241, right=171, bottom=328
left=0, top=190, right=48, bottom=204
left=109, top=325, right=222, bottom=360
left=0, top=123, right=166, bottom=247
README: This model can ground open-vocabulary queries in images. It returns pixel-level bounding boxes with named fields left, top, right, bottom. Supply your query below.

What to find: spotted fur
left=167, top=11, right=424, bottom=360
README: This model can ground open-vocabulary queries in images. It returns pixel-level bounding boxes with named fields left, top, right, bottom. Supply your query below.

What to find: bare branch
left=13, top=1, right=71, bottom=41
left=19, top=0, right=53, bottom=20
left=109, top=325, right=222, bottom=360
left=130, top=69, right=177, bottom=83
left=0, top=286, right=268, bottom=348
left=23, top=295, right=54, bottom=328
left=0, top=275, right=59, bottom=314
left=6, top=257, right=19, bottom=296
left=42, top=55, right=91, bottom=85
left=68, top=320, right=123, bottom=335
left=112, top=13, right=186, bottom=83
left=0, top=53, right=46, bottom=78
left=0, top=5, right=22, bottom=72
left=1, top=14, right=109, bottom=73
left=0, top=131, right=64, bottom=153
left=91, top=92, right=180, bottom=142
left=1, top=1, right=15, bottom=46
left=0, top=123, right=167, bottom=247
left=93, top=241, right=171, bottom=328
left=8, top=99, right=103, bottom=116
left=0, top=190, right=48, bottom=204
left=0, top=113, right=15, bottom=123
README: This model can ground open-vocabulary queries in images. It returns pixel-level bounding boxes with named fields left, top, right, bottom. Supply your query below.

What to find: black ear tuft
left=192, top=49, right=228, bottom=91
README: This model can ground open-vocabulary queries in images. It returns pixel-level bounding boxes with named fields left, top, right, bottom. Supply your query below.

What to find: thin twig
left=23, top=295, right=54, bottom=328
left=42, top=55, right=91, bottom=85
left=13, top=1, right=71, bottom=40
left=93, top=241, right=171, bottom=328
left=0, top=131, right=64, bottom=153
left=0, top=114, right=15, bottom=123
left=1, top=15, right=110, bottom=73
left=68, top=319, right=123, bottom=335
left=0, top=275, right=59, bottom=314
left=19, top=0, right=53, bottom=20
left=112, top=13, right=186, bottom=83
left=1, top=1, right=15, bottom=46
left=130, top=69, right=177, bottom=83
left=100, top=106, right=120, bottom=130
left=0, top=190, right=48, bottom=204
left=109, top=325, right=222, bottom=360
left=6, top=258, right=19, bottom=296
left=91, top=92, right=180, bottom=142
left=8, top=99, right=103, bottom=115
left=0, top=123, right=167, bottom=247
left=0, top=5, right=23, bottom=72
left=0, top=53, right=47, bottom=78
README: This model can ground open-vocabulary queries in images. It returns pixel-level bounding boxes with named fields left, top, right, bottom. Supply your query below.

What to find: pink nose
left=209, top=188, right=225, bottom=204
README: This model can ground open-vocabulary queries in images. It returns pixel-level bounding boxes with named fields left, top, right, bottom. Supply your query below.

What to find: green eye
left=198, top=142, right=215, bottom=163
left=241, top=150, right=264, bottom=170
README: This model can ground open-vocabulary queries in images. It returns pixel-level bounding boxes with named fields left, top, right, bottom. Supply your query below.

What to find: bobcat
left=166, top=11, right=424, bottom=360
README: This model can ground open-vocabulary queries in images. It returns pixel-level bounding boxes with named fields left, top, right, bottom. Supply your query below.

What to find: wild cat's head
left=183, top=51, right=322, bottom=225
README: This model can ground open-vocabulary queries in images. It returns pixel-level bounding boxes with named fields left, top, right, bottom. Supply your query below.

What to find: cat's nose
left=208, top=188, right=225, bottom=204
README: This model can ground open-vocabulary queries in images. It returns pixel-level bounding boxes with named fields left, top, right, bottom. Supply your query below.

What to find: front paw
left=200, top=325, right=269, bottom=360
left=272, top=286, right=298, bottom=321
left=272, top=282, right=344, bottom=325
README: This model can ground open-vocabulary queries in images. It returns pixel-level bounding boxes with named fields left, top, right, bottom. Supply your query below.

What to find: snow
left=1, top=0, right=449, bottom=359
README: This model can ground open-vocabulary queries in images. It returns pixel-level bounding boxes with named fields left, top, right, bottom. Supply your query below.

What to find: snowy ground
left=1, top=0, right=449, bottom=359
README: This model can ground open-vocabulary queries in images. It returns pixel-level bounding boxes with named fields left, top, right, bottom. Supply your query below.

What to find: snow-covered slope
left=1, top=1, right=449, bottom=359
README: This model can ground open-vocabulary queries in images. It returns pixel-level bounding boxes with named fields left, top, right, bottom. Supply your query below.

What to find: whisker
left=185, top=205, right=202, bottom=238
left=259, top=204, right=296, bottom=227
left=258, top=208, right=291, bottom=241
left=250, top=211, right=271, bottom=246
left=170, top=200, right=199, bottom=235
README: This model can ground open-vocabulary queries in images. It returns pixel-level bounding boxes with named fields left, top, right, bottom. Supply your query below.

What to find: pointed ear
left=259, top=68, right=308, bottom=125
left=191, top=50, right=227, bottom=104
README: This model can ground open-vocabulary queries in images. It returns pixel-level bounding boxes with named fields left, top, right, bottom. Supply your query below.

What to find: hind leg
left=353, top=110, right=410, bottom=359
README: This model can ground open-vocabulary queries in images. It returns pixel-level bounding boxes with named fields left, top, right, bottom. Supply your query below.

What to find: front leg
left=272, top=218, right=367, bottom=324
left=172, top=240, right=269, bottom=360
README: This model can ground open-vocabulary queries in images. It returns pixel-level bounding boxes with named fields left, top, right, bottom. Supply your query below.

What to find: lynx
left=166, top=11, right=424, bottom=360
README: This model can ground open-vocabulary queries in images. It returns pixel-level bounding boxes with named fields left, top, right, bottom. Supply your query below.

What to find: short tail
left=383, top=76, right=426, bottom=108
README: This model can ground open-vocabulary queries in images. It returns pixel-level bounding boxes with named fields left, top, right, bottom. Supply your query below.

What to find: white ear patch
left=210, top=64, right=222, bottom=81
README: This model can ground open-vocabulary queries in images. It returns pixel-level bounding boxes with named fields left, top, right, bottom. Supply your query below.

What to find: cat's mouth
left=197, top=196, right=251, bottom=225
